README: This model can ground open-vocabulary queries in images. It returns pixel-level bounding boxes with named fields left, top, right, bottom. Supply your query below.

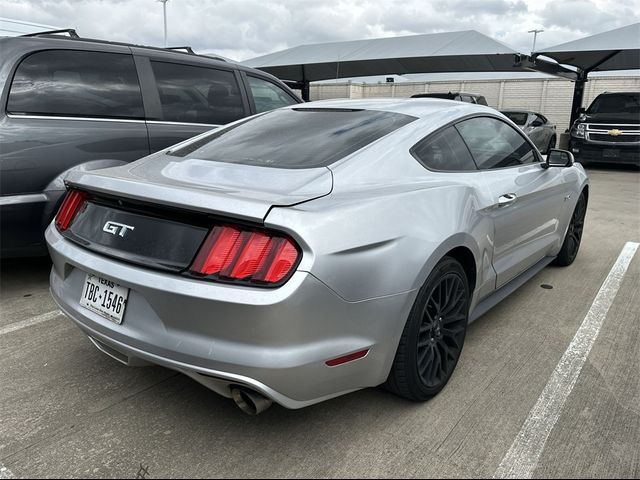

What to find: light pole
left=528, top=28, right=544, bottom=54
left=158, top=0, right=169, bottom=47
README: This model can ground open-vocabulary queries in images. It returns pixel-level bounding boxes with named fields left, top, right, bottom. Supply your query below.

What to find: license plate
left=80, top=273, right=129, bottom=324
left=603, top=149, right=620, bottom=158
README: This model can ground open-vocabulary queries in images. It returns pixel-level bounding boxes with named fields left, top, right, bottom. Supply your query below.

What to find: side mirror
left=545, top=149, right=575, bottom=168
left=531, top=120, right=543, bottom=127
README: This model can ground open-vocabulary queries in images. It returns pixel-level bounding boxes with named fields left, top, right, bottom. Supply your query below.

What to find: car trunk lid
left=65, top=154, right=333, bottom=223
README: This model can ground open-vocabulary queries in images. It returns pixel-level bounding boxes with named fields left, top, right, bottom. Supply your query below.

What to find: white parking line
left=493, top=241, right=639, bottom=479
left=0, top=310, right=62, bottom=336
left=0, top=464, right=14, bottom=479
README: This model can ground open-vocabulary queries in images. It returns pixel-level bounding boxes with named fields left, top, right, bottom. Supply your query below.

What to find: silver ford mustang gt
left=46, top=99, right=589, bottom=415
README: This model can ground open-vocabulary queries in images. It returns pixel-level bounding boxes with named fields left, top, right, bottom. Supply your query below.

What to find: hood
left=65, top=153, right=333, bottom=222
left=581, top=112, right=640, bottom=125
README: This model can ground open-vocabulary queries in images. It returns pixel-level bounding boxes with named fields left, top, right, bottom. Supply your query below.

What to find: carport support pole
left=301, top=80, right=310, bottom=101
left=569, top=70, right=587, bottom=127
left=301, top=65, right=310, bottom=101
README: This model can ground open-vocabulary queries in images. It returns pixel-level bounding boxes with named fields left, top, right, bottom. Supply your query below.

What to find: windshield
left=587, top=93, right=640, bottom=115
left=502, top=112, right=528, bottom=126
left=168, top=108, right=416, bottom=168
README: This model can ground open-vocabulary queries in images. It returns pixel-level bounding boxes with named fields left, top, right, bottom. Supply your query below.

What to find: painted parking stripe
left=0, top=464, right=14, bottom=479
left=0, top=310, right=62, bottom=336
left=493, top=241, right=639, bottom=479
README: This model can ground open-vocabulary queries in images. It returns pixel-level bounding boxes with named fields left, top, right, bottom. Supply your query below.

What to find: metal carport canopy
left=244, top=30, right=531, bottom=87
left=535, top=23, right=640, bottom=125
left=536, top=22, right=640, bottom=72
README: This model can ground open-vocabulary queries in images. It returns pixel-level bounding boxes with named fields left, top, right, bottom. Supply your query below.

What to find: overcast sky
left=1, top=0, right=638, bottom=61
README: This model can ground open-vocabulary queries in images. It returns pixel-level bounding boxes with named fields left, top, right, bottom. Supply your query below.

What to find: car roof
left=289, top=98, right=493, bottom=119
left=0, top=34, right=275, bottom=79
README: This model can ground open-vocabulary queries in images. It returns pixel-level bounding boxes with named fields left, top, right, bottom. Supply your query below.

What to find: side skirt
left=469, top=256, right=555, bottom=323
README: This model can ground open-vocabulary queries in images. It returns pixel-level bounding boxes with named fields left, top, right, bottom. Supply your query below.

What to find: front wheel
left=553, top=192, right=587, bottom=266
left=384, top=256, right=470, bottom=401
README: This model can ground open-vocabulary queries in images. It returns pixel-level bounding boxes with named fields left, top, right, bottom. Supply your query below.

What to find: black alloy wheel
left=385, top=256, right=470, bottom=401
left=416, top=272, right=468, bottom=388
left=553, top=192, right=587, bottom=266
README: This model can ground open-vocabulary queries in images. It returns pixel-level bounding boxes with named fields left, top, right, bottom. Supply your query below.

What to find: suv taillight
left=55, top=189, right=88, bottom=231
left=190, top=225, right=301, bottom=285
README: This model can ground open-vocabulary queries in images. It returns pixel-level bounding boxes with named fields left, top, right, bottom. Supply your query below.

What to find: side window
left=247, top=76, right=298, bottom=113
left=411, top=126, right=477, bottom=171
left=151, top=61, right=245, bottom=125
left=8, top=50, right=143, bottom=119
left=476, top=96, right=488, bottom=106
left=456, top=117, right=539, bottom=169
left=459, top=95, right=474, bottom=103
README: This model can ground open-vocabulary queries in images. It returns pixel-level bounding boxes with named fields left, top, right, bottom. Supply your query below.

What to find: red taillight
left=55, top=189, right=88, bottom=231
left=190, top=225, right=301, bottom=285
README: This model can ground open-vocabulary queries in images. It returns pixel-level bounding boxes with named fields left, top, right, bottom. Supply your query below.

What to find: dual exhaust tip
left=231, top=387, right=273, bottom=415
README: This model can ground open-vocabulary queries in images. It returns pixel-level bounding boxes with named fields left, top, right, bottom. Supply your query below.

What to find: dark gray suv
left=0, top=31, right=302, bottom=257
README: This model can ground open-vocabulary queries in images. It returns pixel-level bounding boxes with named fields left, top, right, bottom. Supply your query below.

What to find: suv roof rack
left=17, top=31, right=229, bottom=63
left=21, top=28, right=80, bottom=39
left=165, top=46, right=227, bottom=62
left=166, top=46, right=196, bottom=54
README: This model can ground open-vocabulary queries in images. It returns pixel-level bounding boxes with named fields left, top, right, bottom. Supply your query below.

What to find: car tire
left=384, top=256, right=470, bottom=401
left=553, top=192, right=587, bottom=267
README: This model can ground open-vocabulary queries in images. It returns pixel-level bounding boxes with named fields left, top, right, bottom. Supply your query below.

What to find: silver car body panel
left=47, top=98, right=588, bottom=408
left=501, top=109, right=557, bottom=152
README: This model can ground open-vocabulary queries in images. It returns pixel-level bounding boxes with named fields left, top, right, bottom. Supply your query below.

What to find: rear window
left=502, top=112, right=528, bottom=126
left=168, top=108, right=416, bottom=168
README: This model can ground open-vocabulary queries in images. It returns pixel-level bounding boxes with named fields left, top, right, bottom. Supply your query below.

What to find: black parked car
left=0, top=30, right=302, bottom=257
left=569, top=91, right=640, bottom=167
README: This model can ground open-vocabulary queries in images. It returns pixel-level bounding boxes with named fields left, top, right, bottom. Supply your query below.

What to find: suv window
left=459, top=95, right=473, bottom=103
left=248, top=76, right=298, bottom=113
left=151, top=61, right=245, bottom=125
left=169, top=108, right=416, bottom=169
left=7, top=50, right=143, bottom=119
left=456, top=117, right=538, bottom=169
left=412, top=126, right=477, bottom=171
left=476, top=96, right=488, bottom=106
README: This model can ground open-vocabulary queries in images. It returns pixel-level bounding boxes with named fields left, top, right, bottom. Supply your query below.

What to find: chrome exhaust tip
left=231, top=387, right=273, bottom=415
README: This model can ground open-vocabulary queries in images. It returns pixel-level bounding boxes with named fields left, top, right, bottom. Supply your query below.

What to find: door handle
left=498, top=193, right=517, bottom=207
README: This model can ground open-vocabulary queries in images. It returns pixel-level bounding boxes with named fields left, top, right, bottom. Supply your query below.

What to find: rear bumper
left=569, top=138, right=640, bottom=165
left=46, top=225, right=415, bottom=409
